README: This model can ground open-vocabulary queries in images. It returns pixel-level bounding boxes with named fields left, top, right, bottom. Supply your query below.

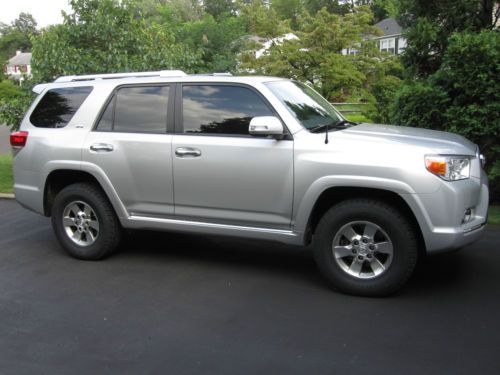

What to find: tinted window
left=114, top=86, right=169, bottom=133
left=96, top=96, right=114, bottom=131
left=182, top=85, right=273, bottom=135
left=96, top=86, right=169, bottom=133
left=30, top=86, right=93, bottom=128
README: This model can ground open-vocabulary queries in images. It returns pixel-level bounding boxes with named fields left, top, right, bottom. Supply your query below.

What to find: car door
left=172, top=83, right=294, bottom=229
left=83, top=84, right=175, bottom=217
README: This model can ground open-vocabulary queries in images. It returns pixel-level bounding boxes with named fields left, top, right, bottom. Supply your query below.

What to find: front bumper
left=404, top=169, right=489, bottom=254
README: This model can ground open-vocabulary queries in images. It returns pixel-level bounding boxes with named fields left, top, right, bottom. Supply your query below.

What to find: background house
left=342, top=17, right=407, bottom=56
left=372, top=17, right=406, bottom=55
left=3, top=50, right=32, bottom=82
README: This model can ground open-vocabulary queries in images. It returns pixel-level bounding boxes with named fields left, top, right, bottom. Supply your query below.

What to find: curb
left=0, top=193, right=15, bottom=199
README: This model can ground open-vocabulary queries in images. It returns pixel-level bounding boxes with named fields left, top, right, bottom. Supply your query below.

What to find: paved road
left=0, top=124, right=10, bottom=155
left=0, top=199, right=499, bottom=374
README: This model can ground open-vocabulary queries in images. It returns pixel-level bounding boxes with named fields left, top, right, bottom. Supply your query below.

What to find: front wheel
left=313, top=199, right=418, bottom=296
left=51, top=183, right=122, bottom=260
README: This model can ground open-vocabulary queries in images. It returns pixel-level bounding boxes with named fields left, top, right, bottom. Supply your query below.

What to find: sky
left=0, top=0, right=71, bottom=28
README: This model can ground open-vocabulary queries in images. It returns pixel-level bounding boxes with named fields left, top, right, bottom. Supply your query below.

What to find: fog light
left=462, top=208, right=473, bottom=224
left=480, top=154, right=486, bottom=168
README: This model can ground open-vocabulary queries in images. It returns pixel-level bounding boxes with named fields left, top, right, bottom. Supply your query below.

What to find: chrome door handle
left=90, top=143, right=114, bottom=152
left=175, top=147, right=201, bottom=157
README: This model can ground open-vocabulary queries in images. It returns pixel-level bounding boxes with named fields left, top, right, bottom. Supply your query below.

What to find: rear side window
left=30, top=86, right=93, bottom=128
left=182, top=85, right=273, bottom=135
left=96, top=85, right=169, bottom=133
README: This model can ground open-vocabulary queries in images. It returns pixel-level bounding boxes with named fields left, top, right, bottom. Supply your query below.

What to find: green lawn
left=344, top=113, right=373, bottom=123
left=0, top=154, right=13, bottom=194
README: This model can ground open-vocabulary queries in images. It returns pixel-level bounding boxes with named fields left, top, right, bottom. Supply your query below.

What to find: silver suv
left=11, top=70, right=489, bottom=296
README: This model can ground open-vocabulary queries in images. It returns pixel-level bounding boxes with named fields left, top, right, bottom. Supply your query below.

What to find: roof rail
left=190, top=72, right=233, bottom=77
left=54, top=70, right=187, bottom=83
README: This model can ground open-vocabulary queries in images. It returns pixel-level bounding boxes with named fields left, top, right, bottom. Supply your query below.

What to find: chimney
left=16, top=50, right=21, bottom=56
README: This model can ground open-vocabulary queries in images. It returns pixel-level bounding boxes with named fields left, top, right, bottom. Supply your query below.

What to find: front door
left=172, top=84, right=294, bottom=229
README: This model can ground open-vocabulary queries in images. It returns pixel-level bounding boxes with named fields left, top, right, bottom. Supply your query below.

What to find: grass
left=343, top=113, right=373, bottom=123
left=489, top=205, right=500, bottom=225
left=0, top=154, right=13, bottom=194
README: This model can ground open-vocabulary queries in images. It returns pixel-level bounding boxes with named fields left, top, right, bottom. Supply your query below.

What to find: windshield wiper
left=336, top=119, right=358, bottom=127
left=309, top=120, right=357, bottom=133
left=309, top=120, right=358, bottom=144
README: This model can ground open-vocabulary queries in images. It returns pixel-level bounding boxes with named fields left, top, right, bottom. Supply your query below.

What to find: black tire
left=313, top=199, right=418, bottom=296
left=51, top=183, right=122, bottom=260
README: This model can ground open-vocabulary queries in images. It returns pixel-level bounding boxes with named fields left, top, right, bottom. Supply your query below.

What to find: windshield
left=265, top=81, right=344, bottom=131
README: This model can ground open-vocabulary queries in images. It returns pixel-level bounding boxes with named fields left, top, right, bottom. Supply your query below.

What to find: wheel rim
left=62, top=201, right=99, bottom=247
left=332, top=221, right=393, bottom=279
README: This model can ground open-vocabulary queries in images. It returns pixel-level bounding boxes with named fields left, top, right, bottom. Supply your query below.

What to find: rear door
left=172, top=83, right=294, bottom=229
left=83, top=84, right=175, bottom=217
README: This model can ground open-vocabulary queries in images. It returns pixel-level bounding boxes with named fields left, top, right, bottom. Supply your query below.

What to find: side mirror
left=249, top=116, right=284, bottom=137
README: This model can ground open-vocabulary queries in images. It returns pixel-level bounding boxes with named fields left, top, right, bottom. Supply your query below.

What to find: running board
left=124, top=215, right=304, bottom=246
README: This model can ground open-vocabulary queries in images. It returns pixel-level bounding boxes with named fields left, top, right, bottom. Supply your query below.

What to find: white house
left=372, top=17, right=406, bottom=55
left=342, top=17, right=407, bottom=56
left=4, top=50, right=32, bottom=81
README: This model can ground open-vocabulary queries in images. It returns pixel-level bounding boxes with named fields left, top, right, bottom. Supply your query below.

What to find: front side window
left=96, top=85, right=169, bottom=133
left=265, top=80, right=343, bottom=131
left=30, top=86, right=93, bottom=128
left=182, top=85, right=273, bottom=135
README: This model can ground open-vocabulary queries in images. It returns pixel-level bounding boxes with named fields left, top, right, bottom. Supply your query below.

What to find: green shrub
left=0, top=81, right=34, bottom=130
left=390, top=30, right=500, bottom=201
left=0, top=80, right=22, bottom=100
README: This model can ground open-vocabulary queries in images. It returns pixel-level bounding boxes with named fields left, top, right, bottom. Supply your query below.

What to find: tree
left=271, top=0, right=306, bottom=29
left=241, top=7, right=391, bottom=103
left=304, top=0, right=350, bottom=15
left=391, top=31, right=500, bottom=200
left=399, top=0, right=498, bottom=77
left=178, top=13, right=246, bottom=72
left=12, top=12, right=38, bottom=35
left=239, top=0, right=288, bottom=38
left=203, top=0, right=237, bottom=19
left=0, top=80, right=34, bottom=130
left=138, top=0, right=203, bottom=24
left=31, top=0, right=201, bottom=81
left=369, top=0, right=398, bottom=22
left=0, top=12, right=38, bottom=63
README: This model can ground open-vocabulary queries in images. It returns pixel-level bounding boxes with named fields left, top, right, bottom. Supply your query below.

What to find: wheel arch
left=43, top=168, right=127, bottom=220
left=304, top=186, right=426, bottom=254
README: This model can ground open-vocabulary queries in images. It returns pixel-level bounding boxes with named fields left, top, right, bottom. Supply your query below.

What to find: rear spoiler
left=32, top=83, right=51, bottom=94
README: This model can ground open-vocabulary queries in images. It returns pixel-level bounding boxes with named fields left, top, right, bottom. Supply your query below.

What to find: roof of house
left=7, top=52, right=32, bottom=66
left=374, top=18, right=403, bottom=36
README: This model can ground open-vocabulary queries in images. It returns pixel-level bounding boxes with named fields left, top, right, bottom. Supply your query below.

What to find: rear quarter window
left=30, top=86, right=93, bottom=128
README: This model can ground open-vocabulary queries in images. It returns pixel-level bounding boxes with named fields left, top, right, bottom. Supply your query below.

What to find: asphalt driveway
left=0, top=198, right=499, bottom=374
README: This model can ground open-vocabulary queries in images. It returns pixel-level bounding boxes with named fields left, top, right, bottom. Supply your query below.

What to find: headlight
left=425, top=155, right=471, bottom=181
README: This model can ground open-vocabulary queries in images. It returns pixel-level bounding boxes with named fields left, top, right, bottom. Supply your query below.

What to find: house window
left=380, top=38, right=395, bottom=54
left=398, top=37, right=407, bottom=54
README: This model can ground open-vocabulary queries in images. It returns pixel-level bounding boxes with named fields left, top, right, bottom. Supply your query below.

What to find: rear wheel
left=313, top=199, right=418, bottom=296
left=51, top=183, right=122, bottom=260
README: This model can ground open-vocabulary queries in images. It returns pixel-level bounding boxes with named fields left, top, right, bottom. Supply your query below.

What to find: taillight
left=10, top=131, right=29, bottom=148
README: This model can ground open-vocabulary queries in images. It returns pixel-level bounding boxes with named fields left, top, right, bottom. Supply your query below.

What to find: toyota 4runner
left=10, top=70, right=489, bottom=296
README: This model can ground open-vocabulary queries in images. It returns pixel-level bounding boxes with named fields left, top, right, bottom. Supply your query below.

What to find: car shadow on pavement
left=118, top=229, right=324, bottom=286
left=116, top=230, right=466, bottom=296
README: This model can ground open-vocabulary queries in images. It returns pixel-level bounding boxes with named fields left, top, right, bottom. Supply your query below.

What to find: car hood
left=342, top=123, right=477, bottom=155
